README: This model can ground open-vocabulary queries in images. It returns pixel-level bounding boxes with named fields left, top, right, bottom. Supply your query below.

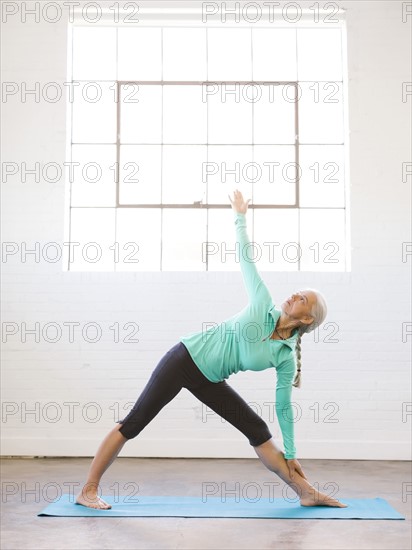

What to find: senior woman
left=76, top=189, right=347, bottom=510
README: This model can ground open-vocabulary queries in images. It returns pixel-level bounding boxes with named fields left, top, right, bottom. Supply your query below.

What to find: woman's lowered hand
left=286, top=458, right=308, bottom=480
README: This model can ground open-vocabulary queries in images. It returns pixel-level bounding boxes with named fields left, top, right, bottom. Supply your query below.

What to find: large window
left=66, top=18, right=349, bottom=272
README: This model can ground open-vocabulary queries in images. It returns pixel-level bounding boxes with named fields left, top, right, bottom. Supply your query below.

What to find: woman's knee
left=116, top=420, right=139, bottom=440
left=114, top=422, right=128, bottom=435
left=248, top=421, right=272, bottom=447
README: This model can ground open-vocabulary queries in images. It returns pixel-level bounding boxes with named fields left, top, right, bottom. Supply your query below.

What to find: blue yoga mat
left=38, top=495, right=405, bottom=519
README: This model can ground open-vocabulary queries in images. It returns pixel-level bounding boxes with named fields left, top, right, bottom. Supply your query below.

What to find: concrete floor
left=1, top=457, right=410, bottom=550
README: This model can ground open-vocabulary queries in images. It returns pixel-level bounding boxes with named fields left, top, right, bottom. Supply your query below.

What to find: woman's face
left=281, top=289, right=316, bottom=322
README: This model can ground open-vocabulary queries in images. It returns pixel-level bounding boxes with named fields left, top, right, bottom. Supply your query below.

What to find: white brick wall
left=1, top=1, right=411, bottom=459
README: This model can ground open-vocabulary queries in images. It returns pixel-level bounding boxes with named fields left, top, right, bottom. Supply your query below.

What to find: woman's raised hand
left=228, top=189, right=252, bottom=215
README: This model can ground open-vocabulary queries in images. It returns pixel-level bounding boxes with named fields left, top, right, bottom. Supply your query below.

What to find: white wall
left=1, top=1, right=411, bottom=459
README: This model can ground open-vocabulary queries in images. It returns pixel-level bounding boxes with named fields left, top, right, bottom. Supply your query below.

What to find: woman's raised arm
left=228, top=189, right=271, bottom=305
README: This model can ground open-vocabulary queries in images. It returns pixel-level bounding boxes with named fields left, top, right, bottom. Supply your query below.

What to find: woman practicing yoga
left=76, top=189, right=347, bottom=510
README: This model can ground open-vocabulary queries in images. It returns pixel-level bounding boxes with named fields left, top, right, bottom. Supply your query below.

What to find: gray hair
left=292, top=288, right=328, bottom=388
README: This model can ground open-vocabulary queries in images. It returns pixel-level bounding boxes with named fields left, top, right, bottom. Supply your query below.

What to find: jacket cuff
left=234, top=211, right=246, bottom=222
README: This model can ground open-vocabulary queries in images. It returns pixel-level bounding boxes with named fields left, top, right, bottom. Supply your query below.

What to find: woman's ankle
left=81, top=481, right=101, bottom=497
left=299, top=486, right=318, bottom=499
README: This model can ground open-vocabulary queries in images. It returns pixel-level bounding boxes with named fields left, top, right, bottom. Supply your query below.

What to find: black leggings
left=117, top=341, right=272, bottom=447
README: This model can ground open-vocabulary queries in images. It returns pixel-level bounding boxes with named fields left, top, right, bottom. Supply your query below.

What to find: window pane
left=208, top=28, right=252, bottom=81
left=118, top=28, right=161, bottom=80
left=69, top=208, right=115, bottom=271
left=163, top=28, right=207, bottom=80
left=163, top=86, right=207, bottom=144
left=72, top=82, right=117, bottom=143
left=299, top=145, right=345, bottom=207
left=71, top=145, right=116, bottom=207
left=254, top=84, right=296, bottom=144
left=252, top=145, right=296, bottom=205
left=298, top=29, right=343, bottom=81
left=119, top=145, right=161, bottom=205
left=162, top=209, right=207, bottom=270
left=116, top=208, right=161, bottom=271
left=207, top=209, right=242, bottom=271
left=208, top=91, right=252, bottom=144
left=298, top=82, right=344, bottom=144
left=254, top=209, right=299, bottom=272
left=162, top=145, right=207, bottom=204
left=207, top=146, right=253, bottom=204
left=299, top=209, right=346, bottom=271
left=72, top=27, right=117, bottom=80
left=120, top=85, right=162, bottom=144
left=252, top=28, right=297, bottom=81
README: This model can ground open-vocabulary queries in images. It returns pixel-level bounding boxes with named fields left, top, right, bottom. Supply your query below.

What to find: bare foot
left=300, top=488, right=348, bottom=508
left=75, top=491, right=112, bottom=510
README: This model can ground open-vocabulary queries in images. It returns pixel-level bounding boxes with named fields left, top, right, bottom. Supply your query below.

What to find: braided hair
left=292, top=288, right=328, bottom=388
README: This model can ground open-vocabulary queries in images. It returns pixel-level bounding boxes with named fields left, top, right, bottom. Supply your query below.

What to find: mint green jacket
left=180, top=210, right=298, bottom=459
